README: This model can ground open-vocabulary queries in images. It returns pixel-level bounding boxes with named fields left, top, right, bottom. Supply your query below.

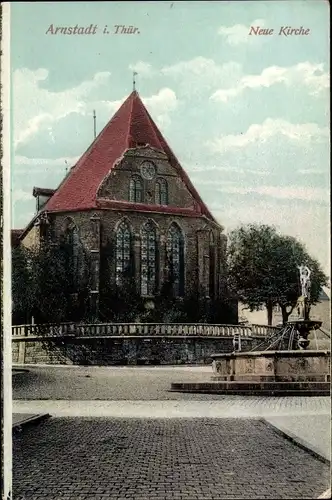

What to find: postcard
left=2, top=1, right=330, bottom=499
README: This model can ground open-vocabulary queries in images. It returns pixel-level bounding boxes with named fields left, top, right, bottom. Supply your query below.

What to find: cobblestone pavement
left=12, top=365, right=217, bottom=401
left=13, top=417, right=330, bottom=500
left=10, top=365, right=332, bottom=407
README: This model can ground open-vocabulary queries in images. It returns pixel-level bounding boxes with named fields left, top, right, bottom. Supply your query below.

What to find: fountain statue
left=297, top=264, right=311, bottom=320
left=290, top=264, right=320, bottom=349
left=299, top=265, right=311, bottom=297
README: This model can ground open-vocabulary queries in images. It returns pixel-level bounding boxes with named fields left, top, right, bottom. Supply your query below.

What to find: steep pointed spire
left=127, top=92, right=164, bottom=151
left=44, top=91, right=216, bottom=222
left=133, top=71, right=137, bottom=91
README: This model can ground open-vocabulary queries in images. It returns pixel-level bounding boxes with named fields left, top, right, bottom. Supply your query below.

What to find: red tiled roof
left=44, top=91, right=215, bottom=222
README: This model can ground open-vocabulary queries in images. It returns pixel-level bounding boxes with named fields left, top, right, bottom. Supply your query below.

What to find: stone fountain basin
left=212, top=350, right=330, bottom=383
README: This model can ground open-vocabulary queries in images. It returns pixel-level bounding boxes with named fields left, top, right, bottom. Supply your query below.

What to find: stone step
left=170, top=381, right=331, bottom=396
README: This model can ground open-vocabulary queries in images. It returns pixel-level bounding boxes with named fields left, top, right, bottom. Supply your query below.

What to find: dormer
left=33, top=187, right=56, bottom=212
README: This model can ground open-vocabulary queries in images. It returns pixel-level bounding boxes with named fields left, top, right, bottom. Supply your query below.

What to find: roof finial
left=133, top=71, right=138, bottom=91
left=93, top=110, right=97, bottom=139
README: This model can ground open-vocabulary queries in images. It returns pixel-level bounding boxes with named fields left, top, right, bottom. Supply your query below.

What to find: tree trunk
left=266, top=300, right=273, bottom=326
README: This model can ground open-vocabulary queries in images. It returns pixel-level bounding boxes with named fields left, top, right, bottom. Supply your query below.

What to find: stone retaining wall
left=12, top=335, right=262, bottom=365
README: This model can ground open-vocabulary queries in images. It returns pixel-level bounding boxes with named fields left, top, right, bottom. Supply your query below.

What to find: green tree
left=31, top=243, right=72, bottom=323
left=12, top=246, right=35, bottom=324
left=99, top=241, right=144, bottom=322
left=113, top=268, right=145, bottom=322
left=12, top=240, right=91, bottom=325
left=151, top=275, right=178, bottom=322
left=227, top=224, right=328, bottom=325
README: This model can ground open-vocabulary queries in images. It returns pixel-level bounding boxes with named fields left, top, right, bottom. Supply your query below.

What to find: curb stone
left=261, top=418, right=330, bottom=465
left=12, top=413, right=51, bottom=432
left=12, top=368, right=30, bottom=375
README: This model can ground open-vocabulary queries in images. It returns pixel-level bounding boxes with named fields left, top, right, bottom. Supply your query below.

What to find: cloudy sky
left=11, top=1, right=330, bottom=274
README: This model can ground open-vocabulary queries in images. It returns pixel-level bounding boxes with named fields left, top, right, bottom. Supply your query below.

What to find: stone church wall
left=99, top=148, right=196, bottom=210
left=50, top=209, right=224, bottom=298
left=21, top=224, right=40, bottom=249
left=19, top=141, right=227, bottom=304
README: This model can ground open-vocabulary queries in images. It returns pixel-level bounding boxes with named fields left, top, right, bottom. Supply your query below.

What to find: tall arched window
left=129, top=176, right=143, bottom=203
left=66, top=224, right=82, bottom=288
left=141, top=221, right=158, bottom=296
left=166, top=223, right=185, bottom=297
left=116, top=221, right=132, bottom=285
left=209, top=231, right=216, bottom=299
left=155, top=178, right=168, bottom=205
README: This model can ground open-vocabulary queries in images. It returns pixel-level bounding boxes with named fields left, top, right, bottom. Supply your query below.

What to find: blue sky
left=11, top=1, right=330, bottom=274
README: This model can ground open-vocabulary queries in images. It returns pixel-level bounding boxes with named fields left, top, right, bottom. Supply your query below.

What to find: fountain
left=171, top=265, right=330, bottom=396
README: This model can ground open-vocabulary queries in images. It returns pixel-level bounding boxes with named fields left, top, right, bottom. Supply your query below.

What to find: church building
left=16, top=90, right=228, bottom=317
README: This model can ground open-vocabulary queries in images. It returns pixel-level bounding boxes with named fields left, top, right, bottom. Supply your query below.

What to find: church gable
left=43, top=90, right=216, bottom=222
left=97, top=146, right=196, bottom=210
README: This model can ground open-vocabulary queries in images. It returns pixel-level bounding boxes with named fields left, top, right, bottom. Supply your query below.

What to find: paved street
left=13, top=397, right=331, bottom=464
left=12, top=365, right=331, bottom=499
left=13, top=417, right=330, bottom=500
left=13, top=396, right=331, bottom=419
left=13, top=365, right=216, bottom=401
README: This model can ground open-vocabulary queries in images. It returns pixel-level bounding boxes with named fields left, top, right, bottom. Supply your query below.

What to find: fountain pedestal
left=171, top=347, right=330, bottom=395
left=211, top=349, right=330, bottom=383
left=288, top=319, right=322, bottom=350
